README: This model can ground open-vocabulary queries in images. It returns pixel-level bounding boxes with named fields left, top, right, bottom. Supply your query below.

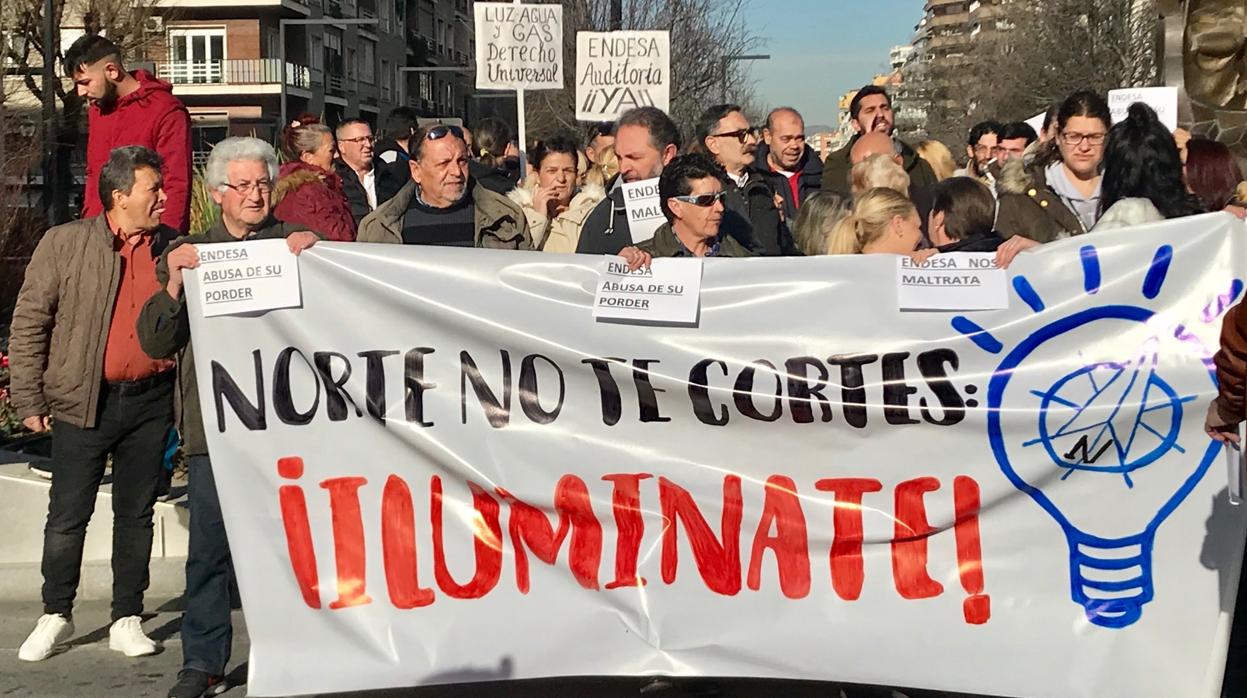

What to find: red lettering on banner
left=602, top=473, right=652, bottom=589
left=747, top=476, right=810, bottom=599
left=431, top=476, right=503, bottom=599
left=892, top=477, right=944, bottom=600
left=954, top=475, right=991, bottom=624
left=659, top=475, right=743, bottom=595
left=381, top=475, right=435, bottom=609
left=320, top=476, right=373, bottom=609
left=277, top=456, right=321, bottom=608
left=499, top=475, right=603, bottom=594
left=814, top=477, right=883, bottom=601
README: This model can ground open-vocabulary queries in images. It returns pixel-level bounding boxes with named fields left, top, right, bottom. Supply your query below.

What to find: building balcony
left=154, top=0, right=309, bottom=14
left=157, top=59, right=312, bottom=95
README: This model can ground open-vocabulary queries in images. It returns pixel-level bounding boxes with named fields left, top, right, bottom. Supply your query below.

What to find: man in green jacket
left=628, top=153, right=754, bottom=259
left=822, top=85, right=938, bottom=198
left=135, top=137, right=317, bottom=698
left=356, top=123, right=532, bottom=250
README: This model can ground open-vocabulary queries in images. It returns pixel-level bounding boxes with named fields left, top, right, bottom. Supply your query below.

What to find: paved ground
left=0, top=598, right=968, bottom=698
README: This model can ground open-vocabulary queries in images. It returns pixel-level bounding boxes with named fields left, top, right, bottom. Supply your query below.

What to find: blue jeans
left=181, top=455, right=235, bottom=675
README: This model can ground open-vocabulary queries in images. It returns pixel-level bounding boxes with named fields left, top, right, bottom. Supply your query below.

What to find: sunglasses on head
left=425, top=125, right=465, bottom=142
left=709, top=127, right=759, bottom=144
left=671, top=191, right=727, bottom=207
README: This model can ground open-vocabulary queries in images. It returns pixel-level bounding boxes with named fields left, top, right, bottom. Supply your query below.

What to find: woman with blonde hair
left=851, top=154, right=911, bottom=197
left=791, top=192, right=852, bottom=255
left=826, top=187, right=924, bottom=256
left=916, top=139, right=958, bottom=182
left=583, top=144, right=619, bottom=190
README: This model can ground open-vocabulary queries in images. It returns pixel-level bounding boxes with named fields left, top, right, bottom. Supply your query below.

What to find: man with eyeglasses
left=696, top=104, right=797, bottom=256
left=955, top=120, right=1003, bottom=184
left=622, top=153, right=754, bottom=259
left=357, top=124, right=532, bottom=249
left=133, top=137, right=318, bottom=698
left=334, top=119, right=403, bottom=225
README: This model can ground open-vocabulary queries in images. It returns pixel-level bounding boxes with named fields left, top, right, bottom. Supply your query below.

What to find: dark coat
left=726, top=170, right=800, bottom=256
left=755, top=144, right=824, bottom=221
left=821, top=135, right=940, bottom=200
left=334, top=158, right=405, bottom=225
left=635, top=223, right=755, bottom=258
left=470, top=160, right=520, bottom=195
left=993, top=159, right=1088, bottom=243
left=273, top=161, right=357, bottom=242
left=137, top=218, right=308, bottom=455
left=937, top=233, right=1004, bottom=253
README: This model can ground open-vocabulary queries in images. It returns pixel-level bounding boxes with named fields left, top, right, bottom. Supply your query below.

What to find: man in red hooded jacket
left=65, top=35, right=192, bottom=233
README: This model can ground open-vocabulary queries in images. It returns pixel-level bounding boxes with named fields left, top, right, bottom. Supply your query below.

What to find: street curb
left=0, top=557, right=186, bottom=602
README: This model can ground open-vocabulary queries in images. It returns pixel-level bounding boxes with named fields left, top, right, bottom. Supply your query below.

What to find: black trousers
left=181, top=454, right=236, bottom=675
left=41, top=373, right=174, bottom=621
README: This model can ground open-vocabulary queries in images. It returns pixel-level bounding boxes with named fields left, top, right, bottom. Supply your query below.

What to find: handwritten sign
left=194, top=239, right=302, bottom=318
left=594, top=257, right=702, bottom=324
left=576, top=30, right=670, bottom=121
left=1108, top=86, right=1179, bottom=132
left=896, top=252, right=1007, bottom=311
left=474, top=2, right=563, bottom=90
left=621, top=177, right=664, bottom=244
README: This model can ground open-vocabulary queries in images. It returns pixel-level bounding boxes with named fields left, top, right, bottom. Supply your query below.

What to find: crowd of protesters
left=10, top=31, right=1247, bottom=698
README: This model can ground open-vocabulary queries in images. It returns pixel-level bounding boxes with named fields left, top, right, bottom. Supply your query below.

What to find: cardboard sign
left=474, top=2, right=563, bottom=90
left=1108, top=86, right=1179, bottom=132
left=897, top=252, right=1008, bottom=310
left=621, top=177, right=664, bottom=244
left=575, top=31, right=670, bottom=121
left=193, top=239, right=302, bottom=317
left=593, top=257, right=702, bottom=324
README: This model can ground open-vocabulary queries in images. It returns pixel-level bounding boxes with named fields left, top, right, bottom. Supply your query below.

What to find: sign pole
left=514, top=0, right=527, bottom=184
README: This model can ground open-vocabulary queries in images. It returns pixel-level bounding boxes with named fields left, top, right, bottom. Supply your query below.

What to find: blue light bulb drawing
left=953, top=244, right=1238, bottom=628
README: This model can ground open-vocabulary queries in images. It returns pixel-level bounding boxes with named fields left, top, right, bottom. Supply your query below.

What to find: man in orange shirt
left=10, top=145, right=177, bottom=662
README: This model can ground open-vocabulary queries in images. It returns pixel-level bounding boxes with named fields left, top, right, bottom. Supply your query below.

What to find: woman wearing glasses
left=995, top=90, right=1112, bottom=244
left=272, top=114, right=357, bottom=242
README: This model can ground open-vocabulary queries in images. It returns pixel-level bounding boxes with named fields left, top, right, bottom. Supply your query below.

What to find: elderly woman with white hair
left=135, top=136, right=319, bottom=698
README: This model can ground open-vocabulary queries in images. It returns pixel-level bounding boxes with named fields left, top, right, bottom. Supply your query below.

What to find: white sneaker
left=17, top=613, right=73, bottom=661
left=108, top=616, right=159, bottom=657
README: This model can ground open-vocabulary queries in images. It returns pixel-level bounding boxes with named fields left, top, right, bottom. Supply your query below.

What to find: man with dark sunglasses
left=623, top=153, right=754, bottom=259
left=697, top=104, right=799, bottom=256
left=357, top=124, right=532, bottom=250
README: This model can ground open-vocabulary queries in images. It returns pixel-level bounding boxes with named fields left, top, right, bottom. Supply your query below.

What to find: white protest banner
left=576, top=31, right=670, bottom=121
left=474, top=2, right=563, bottom=90
left=897, top=252, right=1008, bottom=311
left=1109, top=86, right=1180, bottom=132
left=621, top=177, right=664, bottom=243
left=594, top=257, right=702, bottom=324
left=192, top=239, right=301, bottom=318
left=187, top=215, right=1247, bottom=698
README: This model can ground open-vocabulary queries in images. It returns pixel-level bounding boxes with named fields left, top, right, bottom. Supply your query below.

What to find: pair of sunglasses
left=709, top=127, right=759, bottom=143
left=671, top=191, right=727, bottom=207
left=425, top=124, right=464, bottom=142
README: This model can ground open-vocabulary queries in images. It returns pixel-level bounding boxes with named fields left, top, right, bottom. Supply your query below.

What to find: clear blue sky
left=743, top=0, right=923, bottom=129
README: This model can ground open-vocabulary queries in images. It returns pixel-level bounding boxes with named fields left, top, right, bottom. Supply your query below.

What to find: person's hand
left=165, top=243, right=199, bottom=298
left=22, top=415, right=51, bottom=433
left=1174, top=127, right=1192, bottom=161
left=907, top=248, right=938, bottom=265
left=287, top=232, right=318, bottom=255
left=995, top=236, right=1040, bottom=269
left=1206, top=401, right=1242, bottom=445
left=618, top=246, right=652, bottom=272
left=533, top=187, right=559, bottom=219
left=1225, top=204, right=1247, bottom=220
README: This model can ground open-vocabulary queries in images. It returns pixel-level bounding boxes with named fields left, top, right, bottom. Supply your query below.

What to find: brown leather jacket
left=1213, top=303, right=1247, bottom=424
left=10, top=216, right=175, bottom=428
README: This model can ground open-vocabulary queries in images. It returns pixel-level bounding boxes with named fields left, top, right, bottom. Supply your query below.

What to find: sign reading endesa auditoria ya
left=186, top=216, right=1247, bottom=698
left=474, top=2, right=563, bottom=90
left=576, top=30, right=670, bottom=120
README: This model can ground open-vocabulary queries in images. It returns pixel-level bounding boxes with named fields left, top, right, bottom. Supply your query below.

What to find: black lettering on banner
left=882, top=352, right=920, bottom=425
left=404, top=348, right=437, bottom=427
left=916, top=349, right=966, bottom=426
left=734, top=360, right=783, bottom=422
left=314, top=351, right=363, bottom=421
left=583, top=357, right=625, bottom=426
left=688, top=359, right=730, bottom=427
left=828, top=354, right=879, bottom=429
left=631, top=359, right=670, bottom=423
left=273, top=347, right=319, bottom=426
left=785, top=356, right=833, bottom=424
left=461, top=350, right=512, bottom=429
left=518, top=354, right=565, bottom=425
left=359, top=350, right=399, bottom=424
left=212, top=350, right=266, bottom=432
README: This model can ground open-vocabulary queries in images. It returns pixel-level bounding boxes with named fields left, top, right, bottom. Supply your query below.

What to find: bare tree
left=523, top=0, right=763, bottom=143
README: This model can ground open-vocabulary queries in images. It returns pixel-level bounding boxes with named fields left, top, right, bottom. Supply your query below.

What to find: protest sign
left=188, top=215, right=1247, bottom=698
left=576, top=31, right=670, bottom=121
left=1024, top=111, right=1045, bottom=135
left=621, top=177, right=664, bottom=243
left=192, top=239, right=301, bottom=318
left=594, top=257, right=702, bottom=324
left=1109, top=86, right=1179, bottom=132
left=474, top=3, right=563, bottom=90
left=897, top=252, right=1008, bottom=310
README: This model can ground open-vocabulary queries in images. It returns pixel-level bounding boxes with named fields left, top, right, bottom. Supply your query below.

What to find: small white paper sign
left=593, top=257, right=702, bottom=325
left=896, top=252, right=1008, bottom=311
left=621, top=178, right=664, bottom=244
left=194, top=239, right=302, bottom=318
left=576, top=30, right=670, bottom=120
left=1108, top=86, right=1179, bottom=132
left=474, top=3, right=563, bottom=90
left=1024, top=111, right=1046, bottom=135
